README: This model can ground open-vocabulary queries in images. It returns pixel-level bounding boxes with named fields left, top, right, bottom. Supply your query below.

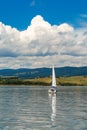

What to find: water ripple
left=0, top=86, right=87, bottom=130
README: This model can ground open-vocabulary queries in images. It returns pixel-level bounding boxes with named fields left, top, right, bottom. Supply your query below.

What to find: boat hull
left=48, top=89, right=56, bottom=94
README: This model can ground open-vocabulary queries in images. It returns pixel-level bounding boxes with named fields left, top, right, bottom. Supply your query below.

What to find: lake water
left=0, top=86, right=87, bottom=130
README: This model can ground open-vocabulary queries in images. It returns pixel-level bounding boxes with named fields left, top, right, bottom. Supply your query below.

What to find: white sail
left=52, top=66, right=56, bottom=87
left=48, top=65, right=56, bottom=94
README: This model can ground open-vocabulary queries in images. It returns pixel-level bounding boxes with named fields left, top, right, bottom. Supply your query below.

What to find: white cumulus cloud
left=0, top=15, right=87, bottom=68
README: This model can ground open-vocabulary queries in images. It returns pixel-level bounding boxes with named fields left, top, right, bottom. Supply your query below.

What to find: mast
left=52, top=66, right=56, bottom=87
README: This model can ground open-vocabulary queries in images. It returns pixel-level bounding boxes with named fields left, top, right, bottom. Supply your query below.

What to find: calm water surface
left=0, top=85, right=87, bottom=130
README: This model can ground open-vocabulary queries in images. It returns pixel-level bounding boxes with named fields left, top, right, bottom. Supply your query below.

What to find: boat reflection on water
left=49, top=93, right=56, bottom=127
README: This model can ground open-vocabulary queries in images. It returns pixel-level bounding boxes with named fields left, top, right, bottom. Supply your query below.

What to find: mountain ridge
left=0, top=66, right=87, bottom=79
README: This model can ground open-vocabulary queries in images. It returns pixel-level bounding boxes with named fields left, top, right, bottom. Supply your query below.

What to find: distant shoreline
left=0, top=76, right=87, bottom=86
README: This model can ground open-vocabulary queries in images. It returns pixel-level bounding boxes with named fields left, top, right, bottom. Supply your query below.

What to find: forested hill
left=0, top=66, right=87, bottom=79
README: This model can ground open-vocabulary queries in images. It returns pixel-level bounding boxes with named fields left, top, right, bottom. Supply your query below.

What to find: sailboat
left=48, top=66, right=56, bottom=94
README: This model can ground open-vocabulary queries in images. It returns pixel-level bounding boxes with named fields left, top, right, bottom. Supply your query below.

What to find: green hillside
left=0, top=76, right=87, bottom=86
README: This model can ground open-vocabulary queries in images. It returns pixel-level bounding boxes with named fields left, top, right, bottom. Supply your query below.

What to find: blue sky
left=0, top=0, right=87, bottom=30
left=0, top=0, right=87, bottom=68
